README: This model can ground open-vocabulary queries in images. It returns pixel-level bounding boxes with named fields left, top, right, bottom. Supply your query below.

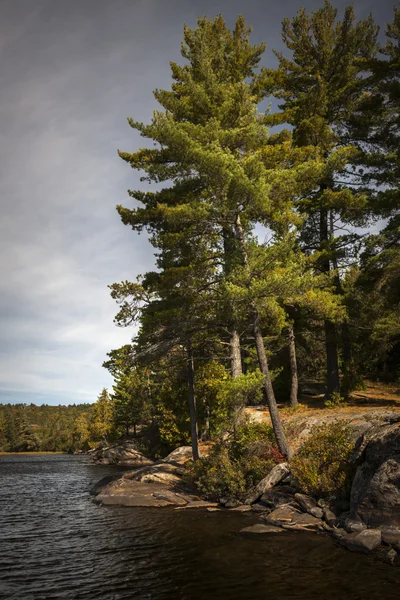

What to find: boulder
left=339, top=529, right=381, bottom=553
left=132, top=462, right=184, bottom=485
left=162, top=446, right=194, bottom=466
left=323, top=508, right=338, bottom=527
left=350, top=423, right=400, bottom=530
left=263, top=505, right=322, bottom=531
left=344, top=516, right=367, bottom=534
left=90, top=441, right=153, bottom=467
left=260, top=485, right=295, bottom=509
left=239, top=524, right=283, bottom=537
left=245, top=463, right=290, bottom=504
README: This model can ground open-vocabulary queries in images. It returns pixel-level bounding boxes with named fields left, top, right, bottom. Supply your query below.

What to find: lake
left=0, top=454, right=399, bottom=599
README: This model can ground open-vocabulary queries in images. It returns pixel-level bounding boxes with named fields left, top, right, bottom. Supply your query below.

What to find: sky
left=0, top=0, right=395, bottom=405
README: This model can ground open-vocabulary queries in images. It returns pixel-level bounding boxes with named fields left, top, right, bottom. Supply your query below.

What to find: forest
left=1, top=3, right=399, bottom=481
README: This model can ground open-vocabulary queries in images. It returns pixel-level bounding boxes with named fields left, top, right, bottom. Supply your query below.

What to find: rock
left=90, top=441, right=153, bottom=467
left=332, top=527, right=346, bottom=540
left=294, top=493, right=316, bottom=512
left=177, top=501, right=218, bottom=509
left=152, top=491, right=187, bottom=506
left=133, top=462, right=184, bottom=485
left=386, top=549, right=398, bottom=563
left=245, top=463, right=290, bottom=504
left=262, top=505, right=321, bottom=531
left=251, top=503, right=270, bottom=513
left=381, top=529, right=400, bottom=547
left=339, top=529, right=382, bottom=553
left=90, top=475, right=117, bottom=496
left=239, top=524, right=283, bottom=537
left=230, top=505, right=252, bottom=512
left=207, top=507, right=221, bottom=512
left=350, top=422, right=400, bottom=530
left=344, top=516, right=367, bottom=534
left=225, top=498, right=240, bottom=509
left=260, top=486, right=295, bottom=509
left=162, top=446, right=193, bottom=466
left=219, top=497, right=229, bottom=506
left=323, top=508, right=338, bottom=527
left=310, top=507, right=324, bottom=519
left=96, top=480, right=179, bottom=507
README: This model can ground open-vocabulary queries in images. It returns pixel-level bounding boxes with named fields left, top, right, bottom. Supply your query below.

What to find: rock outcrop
left=93, top=446, right=198, bottom=507
left=89, top=441, right=154, bottom=467
left=350, top=422, right=400, bottom=533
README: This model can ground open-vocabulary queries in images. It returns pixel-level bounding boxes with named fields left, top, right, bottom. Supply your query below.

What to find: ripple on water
left=1, top=454, right=400, bottom=600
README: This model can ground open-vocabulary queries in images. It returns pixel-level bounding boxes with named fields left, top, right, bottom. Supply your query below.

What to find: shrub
left=324, top=391, right=347, bottom=409
left=187, top=420, right=284, bottom=501
left=290, top=420, right=355, bottom=497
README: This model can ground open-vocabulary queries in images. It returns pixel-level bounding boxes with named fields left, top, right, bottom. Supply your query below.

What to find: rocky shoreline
left=90, top=411, right=400, bottom=561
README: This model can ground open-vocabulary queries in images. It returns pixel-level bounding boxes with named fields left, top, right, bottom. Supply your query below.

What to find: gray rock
left=350, top=423, right=400, bottom=530
left=239, top=524, right=283, bottom=537
left=225, top=498, right=240, bottom=509
left=245, top=463, right=290, bottom=504
left=332, top=527, right=346, bottom=540
left=386, top=549, right=398, bottom=563
left=381, top=529, right=400, bottom=547
left=344, top=516, right=367, bottom=534
left=294, top=493, right=317, bottom=513
left=339, top=529, right=382, bottom=553
left=230, top=504, right=252, bottom=512
left=162, top=446, right=193, bottom=466
left=251, top=503, right=270, bottom=513
left=264, top=506, right=322, bottom=531
left=310, top=507, right=324, bottom=519
left=90, top=441, right=154, bottom=467
left=323, top=508, right=338, bottom=527
left=261, top=486, right=295, bottom=509
left=90, top=475, right=117, bottom=496
left=177, top=501, right=218, bottom=509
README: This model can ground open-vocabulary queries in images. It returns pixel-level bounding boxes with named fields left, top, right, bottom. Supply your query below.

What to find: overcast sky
left=0, top=0, right=394, bottom=406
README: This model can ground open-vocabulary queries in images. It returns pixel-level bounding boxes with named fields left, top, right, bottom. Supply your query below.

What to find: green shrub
left=324, top=391, right=347, bottom=409
left=187, top=420, right=284, bottom=501
left=290, top=420, right=355, bottom=497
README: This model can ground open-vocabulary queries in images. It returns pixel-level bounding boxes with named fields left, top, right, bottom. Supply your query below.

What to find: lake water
left=0, top=454, right=399, bottom=599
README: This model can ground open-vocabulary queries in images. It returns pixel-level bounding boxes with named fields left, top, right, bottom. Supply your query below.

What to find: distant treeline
left=0, top=398, right=111, bottom=453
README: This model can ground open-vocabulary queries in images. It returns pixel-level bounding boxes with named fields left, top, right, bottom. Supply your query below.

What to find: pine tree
left=261, top=1, right=379, bottom=397
left=90, top=389, right=114, bottom=445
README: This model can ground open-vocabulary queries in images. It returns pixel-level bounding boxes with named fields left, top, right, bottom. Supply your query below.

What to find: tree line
left=0, top=391, right=115, bottom=453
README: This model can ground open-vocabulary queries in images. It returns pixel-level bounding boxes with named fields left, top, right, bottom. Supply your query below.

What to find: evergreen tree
left=261, top=1, right=379, bottom=396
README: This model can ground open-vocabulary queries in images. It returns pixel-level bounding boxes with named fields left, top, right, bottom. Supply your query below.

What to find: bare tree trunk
left=230, top=326, right=243, bottom=378
left=234, top=214, right=292, bottom=458
left=288, top=325, right=299, bottom=407
left=321, top=208, right=340, bottom=397
left=223, top=227, right=243, bottom=378
left=187, top=339, right=200, bottom=461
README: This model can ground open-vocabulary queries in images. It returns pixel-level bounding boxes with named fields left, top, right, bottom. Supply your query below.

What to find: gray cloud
left=0, top=0, right=393, bottom=404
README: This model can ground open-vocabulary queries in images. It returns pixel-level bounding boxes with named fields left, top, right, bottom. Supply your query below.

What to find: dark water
left=1, top=456, right=400, bottom=600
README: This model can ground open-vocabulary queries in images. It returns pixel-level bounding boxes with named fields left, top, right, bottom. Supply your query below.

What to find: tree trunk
left=252, top=309, right=292, bottom=458
left=230, top=325, right=243, bottom=378
left=320, top=207, right=340, bottom=397
left=330, top=211, right=352, bottom=372
left=233, top=213, right=292, bottom=458
left=222, top=227, right=243, bottom=378
left=187, top=339, right=200, bottom=461
left=288, top=325, right=299, bottom=407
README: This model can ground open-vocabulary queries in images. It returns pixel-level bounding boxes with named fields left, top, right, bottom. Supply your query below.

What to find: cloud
left=0, top=0, right=392, bottom=405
